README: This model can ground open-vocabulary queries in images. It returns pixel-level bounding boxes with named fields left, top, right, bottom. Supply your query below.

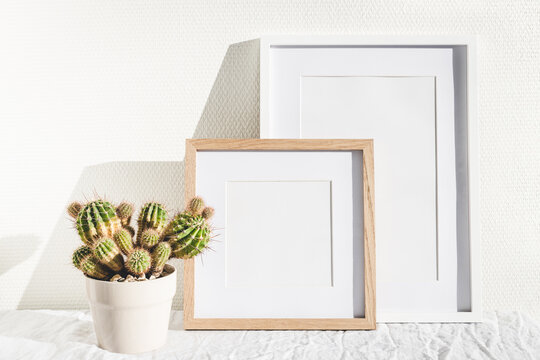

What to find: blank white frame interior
left=195, top=150, right=357, bottom=319
left=260, top=35, right=480, bottom=323
left=226, top=180, right=333, bottom=288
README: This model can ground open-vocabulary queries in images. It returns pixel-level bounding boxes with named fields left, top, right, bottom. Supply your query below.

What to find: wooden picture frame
left=260, top=36, right=480, bottom=323
left=184, top=139, right=376, bottom=330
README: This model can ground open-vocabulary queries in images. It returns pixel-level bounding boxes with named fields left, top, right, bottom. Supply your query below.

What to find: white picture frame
left=260, top=35, right=480, bottom=323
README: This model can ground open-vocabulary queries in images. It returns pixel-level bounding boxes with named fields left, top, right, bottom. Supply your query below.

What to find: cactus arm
left=167, top=204, right=213, bottom=259
left=126, top=248, right=152, bottom=276
left=201, top=207, right=215, bottom=220
left=151, top=242, right=171, bottom=275
left=72, top=245, right=92, bottom=269
left=116, top=202, right=134, bottom=226
left=141, top=229, right=160, bottom=249
left=188, top=197, right=205, bottom=215
left=80, top=256, right=111, bottom=280
left=94, top=237, right=124, bottom=272
left=67, top=202, right=83, bottom=219
left=113, top=228, right=134, bottom=255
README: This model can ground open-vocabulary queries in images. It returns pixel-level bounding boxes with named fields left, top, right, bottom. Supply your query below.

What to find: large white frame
left=260, top=35, right=480, bottom=323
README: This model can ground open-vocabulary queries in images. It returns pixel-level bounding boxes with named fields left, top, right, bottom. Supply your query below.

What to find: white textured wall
left=0, top=1, right=538, bottom=320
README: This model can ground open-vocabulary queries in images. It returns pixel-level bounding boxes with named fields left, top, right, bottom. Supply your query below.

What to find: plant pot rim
left=84, top=264, right=176, bottom=285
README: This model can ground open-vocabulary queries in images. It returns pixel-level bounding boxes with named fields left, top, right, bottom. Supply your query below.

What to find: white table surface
left=1, top=310, right=539, bottom=359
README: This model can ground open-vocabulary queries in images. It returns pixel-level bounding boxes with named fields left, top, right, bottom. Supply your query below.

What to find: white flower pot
left=85, top=264, right=177, bottom=354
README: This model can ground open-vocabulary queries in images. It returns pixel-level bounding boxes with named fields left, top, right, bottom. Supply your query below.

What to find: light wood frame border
left=184, top=139, right=375, bottom=330
left=260, top=35, right=481, bottom=323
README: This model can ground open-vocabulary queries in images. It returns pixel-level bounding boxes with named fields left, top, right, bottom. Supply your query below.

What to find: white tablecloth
left=0, top=310, right=539, bottom=359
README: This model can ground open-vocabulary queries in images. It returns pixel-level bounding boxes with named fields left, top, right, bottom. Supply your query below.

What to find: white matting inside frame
left=194, top=150, right=364, bottom=319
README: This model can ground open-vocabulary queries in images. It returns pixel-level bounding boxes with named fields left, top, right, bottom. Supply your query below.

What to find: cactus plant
left=69, top=196, right=213, bottom=281
left=76, top=200, right=122, bottom=245
left=116, top=202, right=134, bottom=226
left=126, top=248, right=152, bottom=276
left=151, top=242, right=171, bottom=275
left=94, top=237, right=124, bottom=272
left=140, top=229, right=160, bottom=249
left=113, top=228, right=134, bottom=255
left=136, top=202, right=168, bottom=244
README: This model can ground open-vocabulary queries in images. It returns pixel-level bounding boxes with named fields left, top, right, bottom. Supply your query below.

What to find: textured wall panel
left=0, top=0, right=538, bottom=319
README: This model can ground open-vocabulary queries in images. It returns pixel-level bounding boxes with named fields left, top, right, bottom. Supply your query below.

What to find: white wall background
left=0, top=0, right=539, bottom=320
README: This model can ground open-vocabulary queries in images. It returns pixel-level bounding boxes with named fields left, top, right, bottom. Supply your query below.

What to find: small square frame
left=184, top=139, right=376, bottom=330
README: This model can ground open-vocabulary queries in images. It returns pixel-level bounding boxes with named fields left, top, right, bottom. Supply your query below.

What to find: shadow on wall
left=0, top=235, right=40, bottom=276
left=193, top=39, right=260, bottom=139
left=16, top=38, right=262, bottom=310
left=17, top=161, right=185, bottom=309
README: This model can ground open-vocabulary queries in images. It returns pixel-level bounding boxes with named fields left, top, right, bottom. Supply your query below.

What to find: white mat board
left=266, top=46, right=459, bottom=314
left=226, top=180, right=333, bottom=288
left=195, top=150, right=364, bottom=318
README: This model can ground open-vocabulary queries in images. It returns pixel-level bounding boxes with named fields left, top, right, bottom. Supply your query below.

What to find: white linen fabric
left=0, top=310, right=538, bottom=360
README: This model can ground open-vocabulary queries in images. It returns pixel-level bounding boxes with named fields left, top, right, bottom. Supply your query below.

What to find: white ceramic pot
left=85, top=264, right=177, bottom=354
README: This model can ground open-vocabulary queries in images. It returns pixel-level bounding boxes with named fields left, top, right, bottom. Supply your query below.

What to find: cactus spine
left=113, top=228, right=134, bottom=255
left=151, top=242, right=171, bottom=275
left=126, top=248, right=152, bottom=276
left=93, top=237, right=124, bottom=272
left=137, top=202, right=168, bottom=244
left=76, top=200, right=122, bottom=245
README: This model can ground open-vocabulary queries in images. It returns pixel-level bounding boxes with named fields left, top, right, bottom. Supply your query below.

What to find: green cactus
left=188, top=197, right=205, bottom=215
left=113, top=228, right=134, bottom=255
left=201, top=206, right=214, bottom=220
left=67, top=202, right=83, bottom=219
left=76, top=200, right=122, bottom=245
left=140, top=229, right=160, bottom=249
left=165, top=210, right=212, bottom=259
left=70, top=198, right=210, bottom=281
left=80, top=256, right=111, bottom=280
left=126, top=248, right=152, bottom=276
left=93, top=237, right=124, bottom=272
left=151, top=242, right=171, bottom=275
left=136, top=202, right=168, bottom=244
left=72, top=245, right=92, bottom=269
left=116, top=202, right=134, bottom=226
